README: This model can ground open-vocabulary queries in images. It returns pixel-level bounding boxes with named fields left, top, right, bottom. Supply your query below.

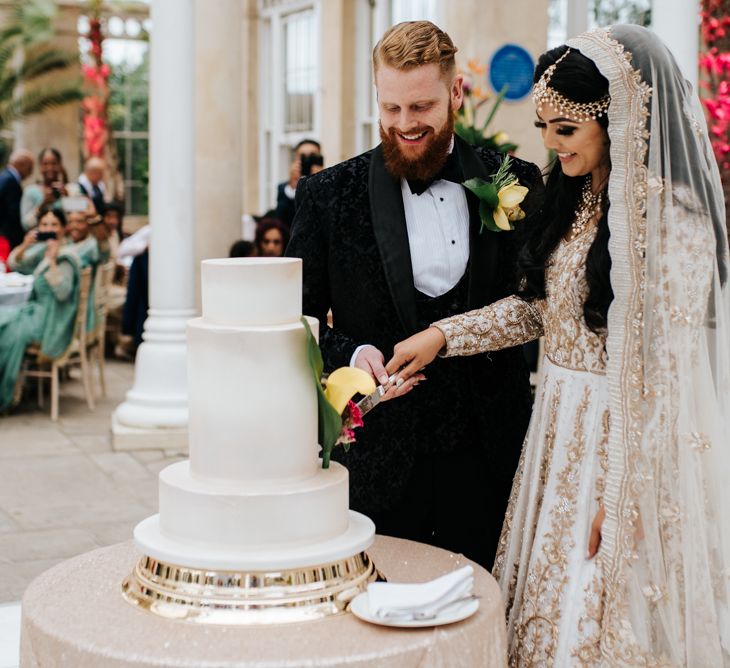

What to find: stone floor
left=0, top=359, right=185, bottom=603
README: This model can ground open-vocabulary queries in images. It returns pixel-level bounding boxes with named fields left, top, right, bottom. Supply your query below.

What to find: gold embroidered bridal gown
left=434, top=225, right=609, bottom=665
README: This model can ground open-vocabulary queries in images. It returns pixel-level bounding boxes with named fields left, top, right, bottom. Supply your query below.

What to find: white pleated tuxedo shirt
left=350, top=145, right=470, bottom=366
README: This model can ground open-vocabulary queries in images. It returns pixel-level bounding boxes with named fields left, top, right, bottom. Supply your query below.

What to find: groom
left=287, top=21, right=543, bottom=569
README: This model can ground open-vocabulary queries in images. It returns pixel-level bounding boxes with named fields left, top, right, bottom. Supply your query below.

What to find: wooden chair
left=87, top=260, right=115, bottom=398
left=22, top=267, right=94, bottom=421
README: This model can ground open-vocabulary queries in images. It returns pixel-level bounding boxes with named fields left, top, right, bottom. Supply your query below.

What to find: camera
left=36, top=231, right=57, bottom=241
left=300, top=153, right=324, bottom=177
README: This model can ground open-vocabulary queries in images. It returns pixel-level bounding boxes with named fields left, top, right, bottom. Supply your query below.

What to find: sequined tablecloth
left=20, top=536, right=508, bottom=667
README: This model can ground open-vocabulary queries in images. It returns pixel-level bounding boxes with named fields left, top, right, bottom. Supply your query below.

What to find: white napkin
left=367, top=565, right=474, bottom=620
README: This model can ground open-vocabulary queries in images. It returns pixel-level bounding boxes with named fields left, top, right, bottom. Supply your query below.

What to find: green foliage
left=0, top=0, right=83, bottom=134
left=301, top=317, right=343, bottom=469
left=109, top=50, right=149, bottom=214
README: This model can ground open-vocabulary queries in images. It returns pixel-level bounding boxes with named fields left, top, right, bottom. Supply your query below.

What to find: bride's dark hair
left=516, top=46, right=612, bottom=333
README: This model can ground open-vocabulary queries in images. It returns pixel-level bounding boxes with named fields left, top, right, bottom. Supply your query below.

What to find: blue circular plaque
left=489, top=44, right=535, bottom=101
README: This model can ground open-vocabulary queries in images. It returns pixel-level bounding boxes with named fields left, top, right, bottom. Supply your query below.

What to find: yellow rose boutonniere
left=463, top=155, right=529, bottom=233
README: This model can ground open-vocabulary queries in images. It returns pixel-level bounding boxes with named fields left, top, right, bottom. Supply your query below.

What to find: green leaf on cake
left=301, top=316, right=343, bottom=469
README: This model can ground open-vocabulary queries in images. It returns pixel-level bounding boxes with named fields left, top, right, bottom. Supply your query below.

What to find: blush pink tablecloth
left=20, top=536, right=508, bottom=667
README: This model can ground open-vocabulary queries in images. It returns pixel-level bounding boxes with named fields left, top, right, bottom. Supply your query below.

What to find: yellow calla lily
left=324, top=367, right=376, bottom=415
left=493, top=206, right=512, bottom=231
left=498, top=183, right=529, bottom=209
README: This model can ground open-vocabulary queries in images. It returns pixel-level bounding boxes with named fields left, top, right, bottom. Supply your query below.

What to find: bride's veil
left=568, top=25, right=730, bottom=665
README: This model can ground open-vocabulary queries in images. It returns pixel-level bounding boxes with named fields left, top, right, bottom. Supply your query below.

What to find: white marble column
left=112, top=0, right=196, bottom=451
left=653, top=0, right=700, bottom=90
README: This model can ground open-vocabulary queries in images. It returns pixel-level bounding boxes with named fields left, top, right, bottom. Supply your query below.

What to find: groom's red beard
left=380, top=113, right=454, bottom=182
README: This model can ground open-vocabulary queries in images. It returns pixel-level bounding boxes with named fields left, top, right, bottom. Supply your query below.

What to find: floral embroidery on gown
left=434, top=224, right=608, bottom=666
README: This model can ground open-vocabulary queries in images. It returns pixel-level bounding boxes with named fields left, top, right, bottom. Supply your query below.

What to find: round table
left=0, top=273, right=33, bottom=306
left=20, top=536, right=508, bottom=667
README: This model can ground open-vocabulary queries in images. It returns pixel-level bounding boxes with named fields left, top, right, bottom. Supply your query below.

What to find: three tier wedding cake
left=123, top=258, right=376, bottom=623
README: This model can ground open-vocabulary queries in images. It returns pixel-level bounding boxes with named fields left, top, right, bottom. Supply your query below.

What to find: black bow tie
left=407, top=150, right=463, bottom=196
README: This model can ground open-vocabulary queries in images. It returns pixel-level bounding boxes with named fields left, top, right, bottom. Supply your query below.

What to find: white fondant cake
left=133, top=257, right=375, bottom=570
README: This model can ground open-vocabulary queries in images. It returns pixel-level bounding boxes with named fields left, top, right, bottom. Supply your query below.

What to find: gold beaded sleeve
left=432, top=296, right=545, bottom=357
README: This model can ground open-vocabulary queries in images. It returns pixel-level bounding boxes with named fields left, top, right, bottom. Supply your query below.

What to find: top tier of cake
left=202, top=257, right=302, bottom=326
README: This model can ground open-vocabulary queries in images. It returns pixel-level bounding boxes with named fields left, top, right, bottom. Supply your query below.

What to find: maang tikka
left=532, top=49, right=611, bottom=122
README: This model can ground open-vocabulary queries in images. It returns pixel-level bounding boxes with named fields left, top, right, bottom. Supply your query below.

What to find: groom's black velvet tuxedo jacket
left=288, top=136, right=544, bottom=547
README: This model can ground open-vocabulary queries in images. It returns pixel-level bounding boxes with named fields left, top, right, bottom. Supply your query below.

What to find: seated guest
left=0, top=149, right=35, bottom=262
left=255, top=218, right=289, bottom=258
left=229, top=240, right=256, bottom=258
left=65, top=199, right=110, bottom=331
left=0, top=207, right=80, bottom=411
left=102, top=201, right=125, bottom=257
left=121, top=248, right=148, bottom=353
left=274, top=139, right=324, bottom=228
left=77, top=157, right=107, bottom=214
left=20, top=148, right=68, bottom=231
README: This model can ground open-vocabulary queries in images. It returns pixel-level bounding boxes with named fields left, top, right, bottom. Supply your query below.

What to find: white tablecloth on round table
left=0, top=273, right=33, bottom=306
left=20, top=536, right=508, bottom=667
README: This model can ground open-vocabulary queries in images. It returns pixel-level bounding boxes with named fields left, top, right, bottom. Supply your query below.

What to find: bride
left=387, top=25, right=730, bottom=666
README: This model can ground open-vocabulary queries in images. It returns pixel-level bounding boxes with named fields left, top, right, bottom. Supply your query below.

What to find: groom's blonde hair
left=373, top=21, right=458, bottom=78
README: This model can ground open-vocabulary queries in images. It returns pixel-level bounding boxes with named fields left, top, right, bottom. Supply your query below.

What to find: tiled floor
left=0, top=359, right=185, bottom=603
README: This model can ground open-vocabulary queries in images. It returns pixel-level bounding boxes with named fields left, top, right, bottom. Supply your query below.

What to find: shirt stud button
left=451, top=240, right=456, bottom=245
left=440, top=197, right=444, bottom=202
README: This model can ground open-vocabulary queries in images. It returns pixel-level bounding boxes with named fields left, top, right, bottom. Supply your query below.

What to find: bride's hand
left=385, top=327, right=446, bottom=382
left=587, top=505, right=605, bottom=559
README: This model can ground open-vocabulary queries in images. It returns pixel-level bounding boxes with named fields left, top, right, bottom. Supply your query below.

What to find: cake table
left=20, top=536, right=508, bottom=667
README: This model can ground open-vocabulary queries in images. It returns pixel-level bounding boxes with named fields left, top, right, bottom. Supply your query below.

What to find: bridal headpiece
left=532, top=49, right=611, bottom=122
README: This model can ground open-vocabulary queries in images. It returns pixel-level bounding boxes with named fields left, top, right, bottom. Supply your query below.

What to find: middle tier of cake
left=187, top=316, right=319, bottom=484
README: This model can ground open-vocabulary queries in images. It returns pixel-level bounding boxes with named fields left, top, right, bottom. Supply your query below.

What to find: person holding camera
left=274, top=139, right=324, bottom=228
left=20, top=148, right=68, bottom=231
left=1, top=206, right=81, bottom=411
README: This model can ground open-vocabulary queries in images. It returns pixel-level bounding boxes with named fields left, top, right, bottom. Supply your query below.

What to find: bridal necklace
left=572, top=177, right=604, bottom=238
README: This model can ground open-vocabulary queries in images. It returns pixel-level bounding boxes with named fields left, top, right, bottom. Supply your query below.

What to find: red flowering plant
left=81, top=1, right=110, bottom=158
left=700, top=0, right=730, bottom=227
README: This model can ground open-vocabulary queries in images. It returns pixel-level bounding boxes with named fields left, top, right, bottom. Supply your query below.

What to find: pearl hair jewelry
left=533, top=49, right=611, bottom=123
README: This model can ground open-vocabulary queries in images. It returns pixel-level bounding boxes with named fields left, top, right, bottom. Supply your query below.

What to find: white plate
left=349, top=592, right=479, bottom=628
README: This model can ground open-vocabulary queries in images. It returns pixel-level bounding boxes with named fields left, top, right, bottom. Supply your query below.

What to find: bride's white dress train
left=435, top=226, right=610, bottom=664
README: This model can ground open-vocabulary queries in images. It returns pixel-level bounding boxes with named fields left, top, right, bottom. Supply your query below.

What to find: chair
left=87, top=260, right=115, bottom=398
left=22, top=267, right=94, bottom=421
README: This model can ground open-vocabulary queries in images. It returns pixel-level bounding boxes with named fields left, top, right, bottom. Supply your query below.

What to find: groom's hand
left=354, top=345, right=422, bottom=400
left=353, top=345, right=390, bottom=385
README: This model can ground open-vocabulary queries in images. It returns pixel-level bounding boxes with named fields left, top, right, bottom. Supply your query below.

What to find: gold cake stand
left=122, top=551, right=380, bottom=625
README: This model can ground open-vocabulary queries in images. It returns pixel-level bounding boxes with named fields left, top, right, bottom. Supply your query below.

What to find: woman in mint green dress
left=66, top=201, right=110, bottom=332
left=0, top=207, right=80, bottom=411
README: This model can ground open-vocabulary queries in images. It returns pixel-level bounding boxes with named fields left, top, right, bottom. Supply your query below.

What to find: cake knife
left=355, top=374, right=398, bottom=417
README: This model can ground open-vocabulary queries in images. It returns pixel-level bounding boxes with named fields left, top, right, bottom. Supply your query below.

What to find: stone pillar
left=566, top=0, right=589, bottom=39
left=653, top=0, right=700, bottom=90
left=192, top=0, right=243, bottom=308
left=319, top=0, right=358, bottom=166
left=112, top=0, right=196, bottom=451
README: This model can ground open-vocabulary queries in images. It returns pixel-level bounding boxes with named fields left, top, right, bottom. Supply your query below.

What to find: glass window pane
left=391, top=0, right=437, bottom=23
left=130, top=93, right=148, bottom=131
left=131, top=138, right=148, bottom=183
left=130, top=185, right=148, bottom=216
left=115, top=137, right=127, bottom=176
left=284, top=10, right=317, bottom=133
